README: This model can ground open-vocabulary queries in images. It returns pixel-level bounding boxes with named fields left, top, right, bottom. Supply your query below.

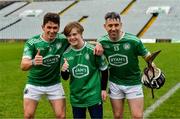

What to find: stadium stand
left=61, top=0, right=132, bottom=39
left=7, top=1, right=75, bottom=17
left=142, top=14, right=180, bottom=40
left=0, top=0, right=179, bottom=42
left=140, top=0, right=180, bottom=41
left=0, top=0, right=75, bottom=40
left=0, top=16, right=21, bottom=31
left=0, top=1, right=28, bottom=17
left=0, top=1, right=15, bottom=10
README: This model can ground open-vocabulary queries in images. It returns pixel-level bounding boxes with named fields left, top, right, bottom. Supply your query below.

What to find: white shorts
left=24, top=83, right=65, bottom=101
left=109, top=81, right=144, bottom=99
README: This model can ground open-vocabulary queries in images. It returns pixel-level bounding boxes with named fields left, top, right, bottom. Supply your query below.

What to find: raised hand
left=94, top=43, right=104, bottom=56
left=61, top=58, right=69, bottom=72
left=33, top=49, right=43, bottom=65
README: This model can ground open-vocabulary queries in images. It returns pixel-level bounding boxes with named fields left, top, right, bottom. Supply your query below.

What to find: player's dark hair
left=105, top=12, right=121, bottom=21
left=63, top=21, right=84, bottom=36
left=43, top=12, right=60, bottom=26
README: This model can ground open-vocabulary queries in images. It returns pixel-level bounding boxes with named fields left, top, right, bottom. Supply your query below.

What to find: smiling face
left=42, top=21, right=59, bottom=41
left=66, top=28, right=84, bottom=49
left=104, top=18, right=122, bottom=41
left=64, top=21, right=85, bottom=49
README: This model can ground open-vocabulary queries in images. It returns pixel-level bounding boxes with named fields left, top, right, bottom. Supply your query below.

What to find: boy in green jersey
left=97, top=12, right=154, bottom=119
left=61, top=21, right=109, bottom=119
left=21, top=13, right=103, bottom=119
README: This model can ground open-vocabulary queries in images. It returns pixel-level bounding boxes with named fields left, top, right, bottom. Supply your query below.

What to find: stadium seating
left=0, top=0, right=179, bottom=42
left=0, top=1, right=28, bottom=17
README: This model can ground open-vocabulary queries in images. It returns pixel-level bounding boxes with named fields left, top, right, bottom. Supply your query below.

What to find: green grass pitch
left=0, top=42, right=179, bottom=118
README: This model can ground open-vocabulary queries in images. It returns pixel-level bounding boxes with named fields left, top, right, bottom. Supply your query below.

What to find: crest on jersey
left=56, top=43, right=62, bottom=49
left=85, top=53, right=90, bottom=60
left=123, top=43, right=130, bottom=50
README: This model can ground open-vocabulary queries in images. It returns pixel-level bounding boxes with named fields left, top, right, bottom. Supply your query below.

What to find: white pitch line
left=144, top=83, right=180, bottom=118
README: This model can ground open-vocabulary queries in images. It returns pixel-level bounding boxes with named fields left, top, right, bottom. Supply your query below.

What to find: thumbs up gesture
left=61, top=58, right=69, bottom=72
left=33, top=49, right=43, bottom=66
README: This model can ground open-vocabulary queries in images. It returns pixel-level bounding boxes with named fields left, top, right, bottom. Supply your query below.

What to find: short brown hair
left=43, top=12, right=60, bottom=26
left=64, top=21, right=84, bottom=36
left=105, top=12, right=121, bottom=21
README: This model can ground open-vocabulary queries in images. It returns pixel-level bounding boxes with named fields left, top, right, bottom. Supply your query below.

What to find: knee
left=132, top=113, right=143, bottom=119
left=113, top=112, right=123, bottom=119
left=24, top=113, right=34, bottom=119
left=55, top=111, right=66, bottom=119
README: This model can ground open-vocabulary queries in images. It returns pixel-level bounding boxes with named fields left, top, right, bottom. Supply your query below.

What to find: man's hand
left=33, top=49, right=43, bottom=66
left=94, top=43, right=104, bottom=56
left=61, top=58, right=69, bottom=72
left=101, top=90, right=107, bottom=101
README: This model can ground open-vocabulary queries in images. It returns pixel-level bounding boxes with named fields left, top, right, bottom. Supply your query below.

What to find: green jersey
left=98, top=32, right=149, bottom=86
left=22, top=33, right=69, bottom=86
left=61, top=42, right=108, bottom=107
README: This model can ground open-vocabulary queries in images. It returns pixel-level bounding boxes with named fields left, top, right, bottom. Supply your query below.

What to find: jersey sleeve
left=136, top=40, right=149, bottom=57
left=58, top=33, right=70, bottom=49
left=96, top=54, right=108, bottom=71
left=22, top=40, right=35, bottom=59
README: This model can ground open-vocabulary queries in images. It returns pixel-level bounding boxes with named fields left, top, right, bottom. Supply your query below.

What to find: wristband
left=32, top=59, right=35, bottom=66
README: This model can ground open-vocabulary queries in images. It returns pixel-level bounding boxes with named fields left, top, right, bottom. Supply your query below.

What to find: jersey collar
left=108, top=32, right=125, bottom=42
left=71, top=41, right=86, bottom=51
left=40, top=34, right=56, bottom=43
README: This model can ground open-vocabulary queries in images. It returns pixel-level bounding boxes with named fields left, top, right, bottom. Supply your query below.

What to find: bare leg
left=128, top=97, right=144, bottom=119
left=49, top=99, right=66, bottom=119
left=110, top=98, right=125, bottom=119
left=24, top=98, right=38, bottom=119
